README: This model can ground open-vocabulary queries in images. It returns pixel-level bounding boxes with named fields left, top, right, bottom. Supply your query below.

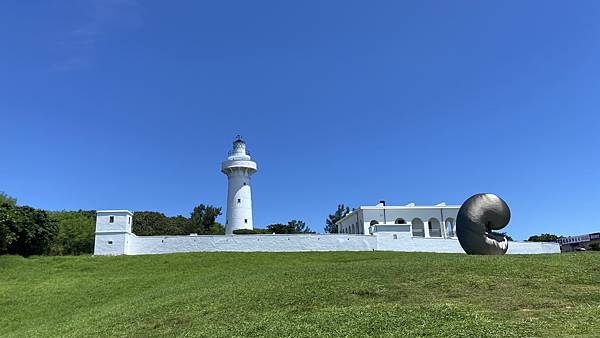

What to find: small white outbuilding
left=336, top=201, right=460, bottom=238
left=93, top=210, right=134, bottom=256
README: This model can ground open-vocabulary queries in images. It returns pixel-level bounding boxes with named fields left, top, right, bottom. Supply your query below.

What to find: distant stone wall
left=94, top=232, right=560, bottom=255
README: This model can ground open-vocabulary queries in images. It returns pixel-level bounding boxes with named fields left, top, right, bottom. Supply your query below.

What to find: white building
left=93, top=210, right=134, bottom=256
left=92, top=208, right=559, bottom=255
left=558, top=232, right=600, bottom=252
left=92, top=139, right=560, bottom=256
left=221, top=137, right=257, bottom=234
left=336, top=201, right=459, bottom=238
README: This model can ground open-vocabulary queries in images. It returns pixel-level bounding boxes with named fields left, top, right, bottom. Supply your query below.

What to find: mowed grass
left=1, top=252, right=599, bottom=337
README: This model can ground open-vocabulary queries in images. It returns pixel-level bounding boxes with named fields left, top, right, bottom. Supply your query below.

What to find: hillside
left=1, top=252, right=599, bottom=337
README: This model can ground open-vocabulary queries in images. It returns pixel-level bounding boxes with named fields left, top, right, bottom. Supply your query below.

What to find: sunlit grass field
left=1, top=252, right=599, bottom=337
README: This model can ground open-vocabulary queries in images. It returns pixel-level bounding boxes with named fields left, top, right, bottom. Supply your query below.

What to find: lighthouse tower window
left=237, top=198, right=241, bottom=204
left=244, top=219, right=248, bottom=224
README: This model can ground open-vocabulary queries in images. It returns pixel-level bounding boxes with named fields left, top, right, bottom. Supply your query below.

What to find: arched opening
left=445, top=218, right=455, bottom=237
left=370, top=220, right=379, bottom=226
left=394, top=218, right=406, bottom=224
left=411, top=218, right=424, bottom=237
left=428, top=218, right=442, bottom=237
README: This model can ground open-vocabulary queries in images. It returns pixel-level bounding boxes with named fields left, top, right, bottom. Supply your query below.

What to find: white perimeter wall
left=127, top=234, right=376, bottom=255
left=375, top=232, right=560, bottom=254
left=95, top=232, right=560, bottom=255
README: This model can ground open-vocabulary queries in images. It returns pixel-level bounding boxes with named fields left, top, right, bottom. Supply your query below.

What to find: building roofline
left=358, top=205, right=461, bottom=210
left=335, top=204, right=462, bottom=225
left=97, top=210, right=134, bottom=215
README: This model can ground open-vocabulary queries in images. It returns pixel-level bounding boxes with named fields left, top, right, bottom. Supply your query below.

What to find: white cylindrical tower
left=221, top=136, right=257, bottom=235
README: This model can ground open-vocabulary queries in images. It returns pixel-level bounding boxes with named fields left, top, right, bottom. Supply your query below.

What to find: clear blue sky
left=1, top=1, right=599, bottom=239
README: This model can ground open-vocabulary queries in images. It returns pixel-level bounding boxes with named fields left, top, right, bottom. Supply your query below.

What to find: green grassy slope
left=1, top=252, right=599, bottom=337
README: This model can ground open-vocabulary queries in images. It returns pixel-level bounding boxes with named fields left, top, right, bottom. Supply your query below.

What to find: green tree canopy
left=133, top=205, right=223, bottom=236
left=190, top=204, right=222, bottom=234
left=0, top=204, right=57, bottom=256
left=266, top=223, right=290, bottom=234
left=325, top=204, right=350, bottom=233
left=288, top=220, right=313, bottom=233
left=0, top=192, right=17, bottom=206
left=48, top=210, right=96, bottom=255
left=267, top=220, right=313, bottom=234
left=133, top=211, right=189, bottom=236
left=528, top=233, right=561, bottom=242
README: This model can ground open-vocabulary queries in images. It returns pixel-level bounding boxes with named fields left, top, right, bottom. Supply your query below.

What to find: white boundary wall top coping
left=128, top=233, right=370, bottom=238
left=97, top=210, right=134, bottom=215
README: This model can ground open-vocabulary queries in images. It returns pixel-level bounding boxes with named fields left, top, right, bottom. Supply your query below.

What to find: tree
left=0, top=204, right=57, bottom=256
left=190, top=205, right=206, bottom=232
left=168, top=215, right=192, bottom=235
left=0, top=192, right=16, bottom=206
left=288, top=220, right=313, bottom=233
left=133, top=211, right=174, bottom=236
left=134, top=211, right=221, bottom=236
left=325, top=204, right=350, bottom=233
left=266, top=220, right=313, bottom=234
left=208, top=222, right=225, bottom=235
left=133, top=205, right=222, bottom=236
left=190, top=204, right=222, bottom=234
left=0, top=206, right=18, bottom=252
left=233, top=228, right=271, bottom=235
left=202, top=206, right=222, bottom=228
left=48, top=210, right=96, bottom=255
left=266, top=223, right=291, bottom=234
left=528, top=233, right=561, bottom=242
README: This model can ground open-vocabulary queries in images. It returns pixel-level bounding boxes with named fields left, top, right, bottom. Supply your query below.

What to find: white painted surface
left=375, top=232, right=560, bottom=254
left=337, top=203, right=459, bottom=238
left=94, top=210, right=134, bottom=256
left=221, top=138, right=257, bottom=234
left=94, top=216, right=560, bottom=256
left=126, top=234, right=377, bottom=255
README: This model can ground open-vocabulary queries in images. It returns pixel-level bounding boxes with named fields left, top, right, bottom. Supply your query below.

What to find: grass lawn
left=1, top=251, right=599, bottom=337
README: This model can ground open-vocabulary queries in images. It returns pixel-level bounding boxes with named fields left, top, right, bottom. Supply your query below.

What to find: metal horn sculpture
left=456, top=193, right=510, bottom=255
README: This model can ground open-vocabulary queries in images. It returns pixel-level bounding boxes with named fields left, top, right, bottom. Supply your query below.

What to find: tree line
left=0, top=192, right=229, bottom=256
left=0, top=192, right=314, bottom=256
left=1, top=191, right=571, bottom=256
left=234, top=220, right=313, bottom=234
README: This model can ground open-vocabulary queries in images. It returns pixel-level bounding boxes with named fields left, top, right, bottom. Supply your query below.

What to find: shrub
left=233, top=228, right=271, bottom=235
left=48, top=211, right=96, bottom=255
left=0, top=204, right=57, bottom=256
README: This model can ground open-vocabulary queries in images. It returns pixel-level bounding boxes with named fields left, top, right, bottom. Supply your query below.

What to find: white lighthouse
left=221, top=136, right=257, bottom=234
